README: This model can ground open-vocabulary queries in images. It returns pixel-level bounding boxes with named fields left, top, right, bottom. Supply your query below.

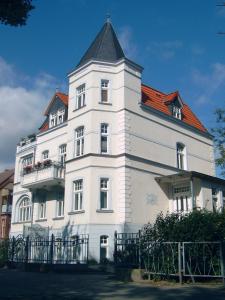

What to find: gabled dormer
left=165, top=91, right=183, bottom=120
left=39, top=92, right=68, bottom=132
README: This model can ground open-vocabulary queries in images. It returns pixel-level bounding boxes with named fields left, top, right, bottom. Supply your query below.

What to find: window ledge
left=73, top=105, right=86, bottom=112
left=35, top=218, right=47, bottom=222
left=96, top=209, right=114, bottom=213
left=98, top=102, right=112, bottom=106
left=68, top=210, right=85, bottom=215
left=11, top=221, right=31, bottom=225
left=52, top=216, right=64, bottom=220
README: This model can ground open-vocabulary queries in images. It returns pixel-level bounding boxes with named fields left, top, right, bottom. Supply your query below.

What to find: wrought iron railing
left=114, top=231, right=225, bottom=283
left=7, top=234, right=89, bottom=265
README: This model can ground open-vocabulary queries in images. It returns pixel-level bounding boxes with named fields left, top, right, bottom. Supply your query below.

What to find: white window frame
left=76, top=84, right=86, bottom=109
left=56, top=192, right=64, bottom=217
left=101, top=80, right=110, bottom=103
left=100, top=235, right=109, bottom=261
left=73, top=179, right=83, bottom=211
left=17, top=196, right=32, bottom=222
left=49, top=113, right=57, bottom=128
left=42, top=150, right=49, bottom=161
left=22, top=155, right=33, bottom=167
left=176, top=143, right=187, bottom=170
left=59, top=144, right=67, bottom=166
left=173, top=184, right=191, bottom=213
left=172, top=105, right=182, bottom=119
left=38, top=201, right=46, bottom=220
left=75, top=127, right=84, bottom=157
left=222, top=191, right=225, bottom=209
left=57, top=109, right=65, bottom=125
left=100, top=178, right=109, bottom=210
left=100, top=123, right=109, bottom=154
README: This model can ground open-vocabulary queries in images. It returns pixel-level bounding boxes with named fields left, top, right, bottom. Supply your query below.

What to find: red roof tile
left=44, top=92, right=68, bottom=116
left=141, top=84, right=208, bottom=133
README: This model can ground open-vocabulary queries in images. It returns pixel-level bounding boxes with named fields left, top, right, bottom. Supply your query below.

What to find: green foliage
left=142, top=210, right=225, bottom=242
left=0, top=0, right=34, bottom=27
left=0, top=240, right=9, bottom=267
left=211, top=109, right=225, bottom=177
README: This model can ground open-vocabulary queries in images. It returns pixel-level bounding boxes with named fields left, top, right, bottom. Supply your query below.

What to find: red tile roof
left=44, top=92, right=68, bottom=116
left=39, top=92, right=68, bottom=132
left=141, top=84, right=208, bottom=133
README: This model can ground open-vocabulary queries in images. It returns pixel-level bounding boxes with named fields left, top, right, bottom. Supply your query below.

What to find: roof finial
left=106, top=13, right=111, bottom=23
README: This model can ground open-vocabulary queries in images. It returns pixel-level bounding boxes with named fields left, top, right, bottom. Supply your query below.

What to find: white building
left=10, top=20, right=225, bottom=262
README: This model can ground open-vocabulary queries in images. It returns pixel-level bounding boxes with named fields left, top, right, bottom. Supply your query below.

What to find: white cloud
left=118, top=26, right=137, bottom=59
left=192, top=63, right=225, bottom=104
left=0, top=57, right=64, bottom=171
left=146, top=40, right=183, bottom=60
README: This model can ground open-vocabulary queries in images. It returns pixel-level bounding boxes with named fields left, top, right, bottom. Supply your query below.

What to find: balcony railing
left=21, top=161, right=65, bottom=189
left=1, top=204, right=12, bottom=214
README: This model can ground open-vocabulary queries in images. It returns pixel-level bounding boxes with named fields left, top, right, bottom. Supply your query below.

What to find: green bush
left=142, top=210, right=225, bottom=242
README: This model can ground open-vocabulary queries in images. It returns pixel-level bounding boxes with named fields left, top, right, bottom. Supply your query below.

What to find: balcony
left=1, top=204, right=12, bottom=214
left=21, top=161, right=65, bottom=190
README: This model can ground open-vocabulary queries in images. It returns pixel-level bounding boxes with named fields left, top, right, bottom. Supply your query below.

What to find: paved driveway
left=0, top=269, right=224, bottom=300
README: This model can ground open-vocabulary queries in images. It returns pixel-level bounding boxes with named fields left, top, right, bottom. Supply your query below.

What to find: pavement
left=0, top=268, right=224, bottom=300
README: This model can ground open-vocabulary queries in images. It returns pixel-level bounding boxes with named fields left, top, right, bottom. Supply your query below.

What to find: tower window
left=76, top=84, right=86, bottom=109
left=101, top=80, right=109, bottom=103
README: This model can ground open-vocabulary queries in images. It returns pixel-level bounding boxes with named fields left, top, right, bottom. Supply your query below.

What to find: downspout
left=190, top=176, right=195, bottom=210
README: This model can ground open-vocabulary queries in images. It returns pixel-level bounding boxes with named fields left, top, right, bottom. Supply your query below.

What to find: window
left=73, top=179, right=83, bottom=211
left=56, top=198, right=64, bottom=217
left=49, top=113, right=57, bottom=128
left=100, top=178, right=109, bottom=209
left=58, top=109, right=65, bottom=124
left=76, top=84, right=86, bottom=109
left=22, top=155, right=33, bottom=167
left=100, top=235, right=109, bottom=262
left=42, top=150, right=49, bottom=161
left=212, top=188, right=218, bottom=212
left=38, top=201, right=46, bottom=219
left=173, top=185, right=190, bottom=213
left=172, top=105, right=182, bottom=119
left=101, top=80, right=109, bottom=103
left=18, top=196, right=32, bottom=222
left=100, top=123, right=109, bottom=153
left=59, top=144, right=67, bottom=165
left=75, top=127, right=84, bottom=157
left=176, top=143, right=186, bottom=170
left=49, top=109, right=66, bottom=128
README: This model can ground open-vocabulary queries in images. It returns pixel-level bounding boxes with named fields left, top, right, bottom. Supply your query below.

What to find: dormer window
left=101, top=80, right=109, bottom=103
left=76, top=84, right=86, bottom=109
left=58, top=109, right=65, bottom=124
left=50, top=113, right=57, bottom=127
left=172, top=105, right=182, bottom=120
left=49, top=109, right=65, bottom=128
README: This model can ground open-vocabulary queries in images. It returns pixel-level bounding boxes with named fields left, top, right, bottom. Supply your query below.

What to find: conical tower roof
left=76, top=20, right=125, bottom=68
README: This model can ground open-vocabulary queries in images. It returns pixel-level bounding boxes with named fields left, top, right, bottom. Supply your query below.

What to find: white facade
left=10, top=21, right=225, bottom=262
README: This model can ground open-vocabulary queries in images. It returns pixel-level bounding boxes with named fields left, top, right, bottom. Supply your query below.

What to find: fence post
left=25, top=236, right=29, bottom=264
left=220, top=242, right=225, bottom=285
left=11, top=236, right=16, bottom=262
left=178, top=242, right=182, bottom=285
left=86, top=235, right=89, bottom=264
left=49, top=234, right=54, bottom=265
left=138, top=230, right=141, bottom=269
left=114, top=231, right=117, bottom=265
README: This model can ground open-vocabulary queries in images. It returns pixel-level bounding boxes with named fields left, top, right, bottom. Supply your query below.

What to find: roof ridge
left=142, top=83, right=166, bottom=96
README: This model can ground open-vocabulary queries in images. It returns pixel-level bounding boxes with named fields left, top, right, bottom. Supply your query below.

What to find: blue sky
left=0, top=0, right=225, bottom=173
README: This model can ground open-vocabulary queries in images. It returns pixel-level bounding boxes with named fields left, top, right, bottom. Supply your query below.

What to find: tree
left=0, top=0, right=34, bottom=27
left=212, top=109, right=225, bottom=177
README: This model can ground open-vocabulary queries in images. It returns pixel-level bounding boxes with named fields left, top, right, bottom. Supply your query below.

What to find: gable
left=141, top=84, right=208, bottom=134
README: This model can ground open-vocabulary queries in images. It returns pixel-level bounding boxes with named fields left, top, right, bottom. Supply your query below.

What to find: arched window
left=17, top=196, right=32, bottom=222
left=176, top=143, right=187, bottom=170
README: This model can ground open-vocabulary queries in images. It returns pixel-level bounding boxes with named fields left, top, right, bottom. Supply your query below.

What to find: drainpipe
left=190, top=176, right=195, bottom=210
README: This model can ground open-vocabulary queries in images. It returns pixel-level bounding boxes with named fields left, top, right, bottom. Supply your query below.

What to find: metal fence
left=8, top=234, right=89, bottom=264
left=114, top=231, right=225, bottom=283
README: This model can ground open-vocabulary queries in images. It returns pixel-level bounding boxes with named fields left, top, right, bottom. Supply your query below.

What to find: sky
left=0, top=0, right=225, bottom=175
